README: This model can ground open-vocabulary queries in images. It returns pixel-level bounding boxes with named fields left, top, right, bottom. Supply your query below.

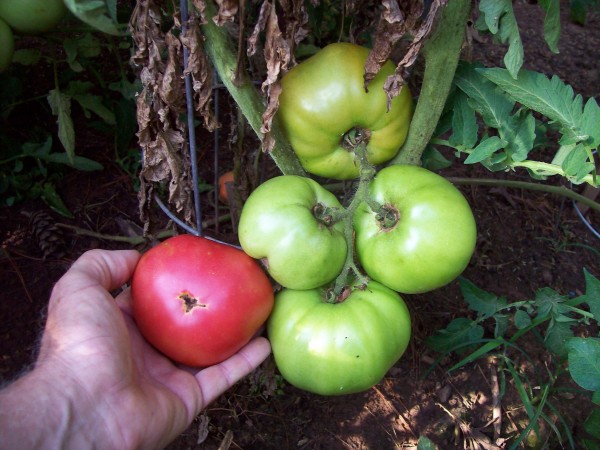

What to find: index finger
left=51, top=249, right=141, bottom=301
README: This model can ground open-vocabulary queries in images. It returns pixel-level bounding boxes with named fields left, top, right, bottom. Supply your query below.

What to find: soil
left=1, top=2, right=599, bottom=449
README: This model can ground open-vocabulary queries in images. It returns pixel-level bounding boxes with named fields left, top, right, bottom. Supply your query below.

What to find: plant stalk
left=331, top=142, right=376, bottom=297
left=389, top=0, right=472, bottom=166
left=448, top=177, right=600, bottom=213
left=56, top=213, right=231, bottom=244
left=199, top=0, right=306, bottom=176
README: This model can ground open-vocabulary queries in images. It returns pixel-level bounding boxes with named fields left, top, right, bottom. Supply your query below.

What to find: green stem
left=513, top=160, right=598, bottom=187
left=331, top=142, right=375, bottom=298
left=199, top=0, right=306, bottom=176
left=448, top=177, right=600, bottom=213
left=389, top=0, right=471, bottom=166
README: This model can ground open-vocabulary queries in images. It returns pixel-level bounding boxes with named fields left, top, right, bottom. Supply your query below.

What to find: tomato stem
left=341, top=127, right=371, bottom=152
left=389, top=0, right=471, bottom=166
left=312, top=203, right=346, bottom=227
left=199, top=0, right=306, bottom=177
left=331, top=141, right=376, bottom=297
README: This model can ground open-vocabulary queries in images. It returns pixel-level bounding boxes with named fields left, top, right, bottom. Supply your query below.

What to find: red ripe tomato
left=218, top=171, right=234, bottom=204
left=131, top=234, right=274, bottom=367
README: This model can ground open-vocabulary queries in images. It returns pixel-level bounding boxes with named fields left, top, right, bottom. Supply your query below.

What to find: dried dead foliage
left=247, top=0, right=446, bottom=150
left=129, top=0, right=217, bottom=231
left=129, top=0, right=446, bottom=226
left=365, top=0, right=448, bottom=108
left=247, top=0, right=312, bottom=152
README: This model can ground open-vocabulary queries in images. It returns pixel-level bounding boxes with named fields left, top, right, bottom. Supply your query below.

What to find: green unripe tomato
left=238, top=175, right=347, bottom=290
left=0, top=17, right=13, bottom=71
left=0, top=0, right=67, bottom=35
left=267, top=281, right=411, bottom=396
left=354, top=165, right=477, bottom=294
left=277, top=42, right=413, bottom=180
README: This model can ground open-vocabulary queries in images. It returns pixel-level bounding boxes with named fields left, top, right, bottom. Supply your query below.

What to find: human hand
left=0, top=249, right=271, bottom=450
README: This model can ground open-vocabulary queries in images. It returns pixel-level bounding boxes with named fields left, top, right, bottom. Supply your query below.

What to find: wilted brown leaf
left=365, top=0, right=448, bottom=108
left=181, top=23, right=219, bottom=131
left=130, top=0, right=165, bottom=71
left=130, top=0, right=196, bottom=230
left=214, top=0, right=239, bottom=25
left=248, top=0, right=309, bottom=151
left=191, top=0, right=208, bottom=23
left=247, top=1, right=272, bottom=60
left=160, top=31, right=185, bottom=109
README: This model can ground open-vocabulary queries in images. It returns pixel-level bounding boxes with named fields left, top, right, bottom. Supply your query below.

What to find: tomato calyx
left=323, top=282, right=367, bottom=304
left=312, top=202, right=345, bottom=227
left=178, top=291, right=207, bottom=313
left=341, top=127, right=371, bottom=152
left=375, top=204, right=400, bottom=231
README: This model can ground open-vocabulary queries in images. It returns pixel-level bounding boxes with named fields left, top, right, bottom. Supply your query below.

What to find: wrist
left=0, top=364, right=113, bottom=449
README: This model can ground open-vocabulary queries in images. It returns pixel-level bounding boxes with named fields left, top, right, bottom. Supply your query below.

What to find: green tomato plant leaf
left=443, top=64, right=599, bottom=186
left=417, top=435, right=437, bottom=450
left=583, top=269, right=600, bottom=322
left=503, top=109, right=536, bottom=162
left=47, top=89, right=76, bottom=164
left=593, top=390, right=600, bottom=406
left=534, top=287, right=572, bottom=319
left=584, top=409, right=600, bottom=439
left=580, top=97, right=600, bottom=149
left=544, top=318, right=574, bottom=357
left=478, top=68, right=596, bottom=146
left=448, top=92, right=478, bottom=150
left=566, top=337, right=600, bottom=391
left=421, top=146, right=452, bottom=171
left=71, top=93, right=116, bottom=125
left=41, top=183, right=74, bottom=219
left=464, top=136, right=506, bottom=164
left=425, top=317, right=485, bottom=354
left=63, top=0, right=122, bottom=36
left=561, top=144, right=597, bottom=182
left=478, top=0, right=524, bottom=77
left=455, top=63, right=515, bottom=129
left=11, top=49, right=42, bottom=66
left=459, top=277, right=507, bottom=319
left=514, top=308, right=532, bottom=329
left=64, top=33, right=103, bottom=72
left=44, top=153, right=103, bottom=171
left=538, top=0, right=561, bottom=54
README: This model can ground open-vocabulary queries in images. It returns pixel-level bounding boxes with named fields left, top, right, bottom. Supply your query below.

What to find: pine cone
left=28, top=211, right=67, bottom=260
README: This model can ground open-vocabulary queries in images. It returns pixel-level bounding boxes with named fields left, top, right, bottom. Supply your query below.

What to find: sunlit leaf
left=566, top=337, right=600, bottom=391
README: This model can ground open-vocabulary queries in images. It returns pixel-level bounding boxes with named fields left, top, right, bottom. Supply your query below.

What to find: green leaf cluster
left=0, top=1, right=139, bottom=214
left=476, top=0, right=560, bottom=77
left=63, top=0, right=124, bottom=36
left=426, top=270, right=600, bottom=448
left=0, top=138, right=102, bottom=217
left=48, top=80, right=117, bottom=164
left=438, top=63, right=598, bottom=186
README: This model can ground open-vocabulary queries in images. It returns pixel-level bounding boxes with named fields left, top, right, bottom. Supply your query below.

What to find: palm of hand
left=36, top=249, right=269, bottom=449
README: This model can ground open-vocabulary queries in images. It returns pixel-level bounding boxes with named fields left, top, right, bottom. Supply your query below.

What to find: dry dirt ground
left=1, top=1, right=599, bottom=449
